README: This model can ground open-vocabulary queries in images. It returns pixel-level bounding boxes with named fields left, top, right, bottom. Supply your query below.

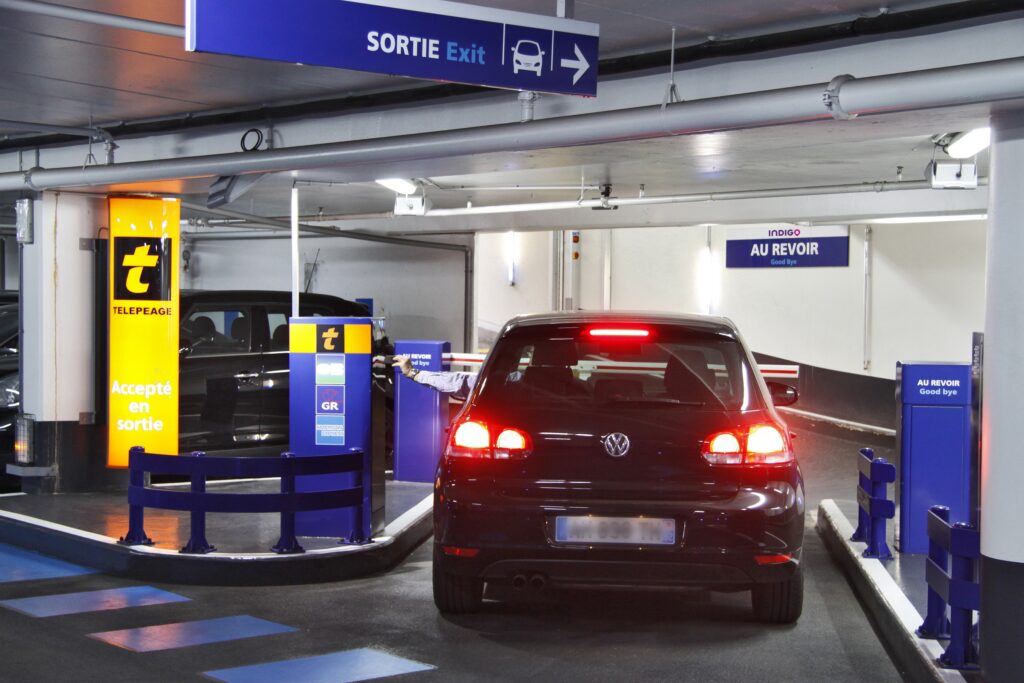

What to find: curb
left=816, top=500, right=966, bottom=683
left=0, top=496, right=433, bottom=586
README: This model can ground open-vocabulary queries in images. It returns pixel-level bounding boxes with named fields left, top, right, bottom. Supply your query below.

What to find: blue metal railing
left=119, top=446, right=366, bottom=554
left=851, top=447, right=896, bottom=559
left=917, top=505, right=981, bottom=670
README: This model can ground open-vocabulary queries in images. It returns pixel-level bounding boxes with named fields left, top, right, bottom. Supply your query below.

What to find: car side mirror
left=766, top=381, right=798, bottom=407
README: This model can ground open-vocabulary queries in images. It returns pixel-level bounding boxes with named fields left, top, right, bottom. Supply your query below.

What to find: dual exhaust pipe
left=511, top=573, right=547, bottom=591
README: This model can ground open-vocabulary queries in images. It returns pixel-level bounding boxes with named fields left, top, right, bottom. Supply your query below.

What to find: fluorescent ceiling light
left=375, top=178, right=418, bottom=195
left=946, top=127, right=991, bottom=159
left=869, top=214, right=987, bottom=224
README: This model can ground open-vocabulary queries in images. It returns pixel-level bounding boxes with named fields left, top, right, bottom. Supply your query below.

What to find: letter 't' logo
left=113, top=237, right=172, bottom=301
left=122, top=245, right=159, bottom=294
left=322, top=327, right=340, bottom=351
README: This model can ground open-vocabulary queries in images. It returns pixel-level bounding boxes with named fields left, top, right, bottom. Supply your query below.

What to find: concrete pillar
left=17, top=191, right=119, bottom=493
left=981, top=109, right=1024, bottom=681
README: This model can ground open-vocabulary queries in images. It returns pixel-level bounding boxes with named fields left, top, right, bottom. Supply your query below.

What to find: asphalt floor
left=0, top=420, right=909, bottom=682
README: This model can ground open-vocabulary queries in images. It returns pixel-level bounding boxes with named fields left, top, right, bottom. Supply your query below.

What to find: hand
left=393, top=355, right=415, bottom=378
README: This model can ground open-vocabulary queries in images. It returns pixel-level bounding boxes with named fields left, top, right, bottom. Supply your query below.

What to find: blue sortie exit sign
left=186, top=0, right=600, bottom=97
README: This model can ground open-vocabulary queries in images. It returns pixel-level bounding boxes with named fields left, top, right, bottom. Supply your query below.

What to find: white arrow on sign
left=560, top=44, right=590, bottom=85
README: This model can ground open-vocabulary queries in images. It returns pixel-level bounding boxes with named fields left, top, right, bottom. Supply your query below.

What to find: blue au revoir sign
left=186, top=0, right=600, bottom=97
left=725, top=226, right=850, bottom=268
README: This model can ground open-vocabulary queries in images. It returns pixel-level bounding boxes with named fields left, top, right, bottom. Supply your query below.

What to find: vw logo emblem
left=602, top=432, right=631, bottom=458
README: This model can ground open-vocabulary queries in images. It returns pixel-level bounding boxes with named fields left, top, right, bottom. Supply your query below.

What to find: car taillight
left=703, top=431, right=744, bottom=465
left=448, top=419, right=533, bottom=459
left=453, top=421, right=489, bottom=449
left=701, top=424, right=792, bottom=466
left=586, top=327, right=651, bottom=338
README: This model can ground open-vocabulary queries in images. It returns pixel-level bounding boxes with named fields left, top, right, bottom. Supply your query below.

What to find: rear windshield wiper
left=601, top=397, right=707, bottom=407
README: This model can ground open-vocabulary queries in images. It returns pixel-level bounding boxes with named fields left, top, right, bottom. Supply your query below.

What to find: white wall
left=474, top=230, right=552, bottom=349
left=187, top=235, right=469, bottom=351
left=871, top=220, right=986, bottom=373
left=606, top=226, right=707, bottom=315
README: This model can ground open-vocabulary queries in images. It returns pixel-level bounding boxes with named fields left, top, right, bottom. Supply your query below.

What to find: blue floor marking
left=204, top=647, right=435, bottom=683
left=0, top=542, right=96, bottom=583
left=0, top=585, right=189, bottom=617
left=90, top=615, right=297, bottom=652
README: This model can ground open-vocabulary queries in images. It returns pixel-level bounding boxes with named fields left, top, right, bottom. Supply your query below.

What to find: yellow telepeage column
left=107, top=197, right=180, bottom=467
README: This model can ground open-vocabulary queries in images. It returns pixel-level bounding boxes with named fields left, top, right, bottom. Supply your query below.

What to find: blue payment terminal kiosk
left=289, top=317, right=372, bottom=542
left=394, top=340, right=451, bottom=483
left=896, top=362, right=973, bottom=554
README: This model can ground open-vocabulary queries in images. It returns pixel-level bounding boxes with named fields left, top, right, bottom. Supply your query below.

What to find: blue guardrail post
left=180, top=451, right=216, bottom=554
left=917, top=505, right=952, bottom=639
left=272, top=452, right=305, bottom=554
left=855, top=447, right=896, bottom=559
left=941, top=520, right=981, bottom=670
left=118, top=446, right=153, bottom=546
left=851, top=447, right=874, bottom=542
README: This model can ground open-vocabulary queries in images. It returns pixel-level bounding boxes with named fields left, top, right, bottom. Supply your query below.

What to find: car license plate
left=554, top=516, right=676, bottom=545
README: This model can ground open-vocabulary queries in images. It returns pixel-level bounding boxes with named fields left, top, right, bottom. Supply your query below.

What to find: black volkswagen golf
left=433, top=312, right=805, bottom=622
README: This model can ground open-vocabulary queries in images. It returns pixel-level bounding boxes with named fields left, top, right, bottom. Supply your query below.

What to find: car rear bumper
left=453, top=554, right=800, bottom=589
left=434, top=472, right=805, bottom=588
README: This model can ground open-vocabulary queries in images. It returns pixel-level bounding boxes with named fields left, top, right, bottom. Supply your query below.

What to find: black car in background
left=178, top=290, right=372, bottom=455
left=0, top=291, right=373, bottom=479
left=0, top=304, right=19, bottom=487
left=432, top=312, right=805, bottom=622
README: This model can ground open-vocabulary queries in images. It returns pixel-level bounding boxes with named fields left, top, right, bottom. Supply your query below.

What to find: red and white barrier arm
left=440, top=353, right=799, bottom=380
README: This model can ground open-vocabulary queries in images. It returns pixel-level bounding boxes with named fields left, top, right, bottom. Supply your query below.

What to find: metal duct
left=0, top=57, right=1021, bottom=193
left=0, top=0, right=184, bottom=37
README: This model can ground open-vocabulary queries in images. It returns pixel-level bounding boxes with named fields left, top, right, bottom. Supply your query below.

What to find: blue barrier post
left=917, top=506, right=952, bottom=639
left=940, top=521, right=980, bottom=670
left=851, top=447, right=874, bottom=542
left=855, top=448, right=896, bottom=559
left=180, top=451, right=216, bottom=554
left=123, top=450, right=365, bottom=552
left=118, top=446, right=153, bottom=546
left=272, top=452, right=304, bottom=554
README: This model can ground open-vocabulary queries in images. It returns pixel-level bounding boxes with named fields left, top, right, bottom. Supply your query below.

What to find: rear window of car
left=477, top=323, right=763, bottom=412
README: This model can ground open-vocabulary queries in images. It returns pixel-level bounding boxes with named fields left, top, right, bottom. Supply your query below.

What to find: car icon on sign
left=512, top=40, right=544, bottom=76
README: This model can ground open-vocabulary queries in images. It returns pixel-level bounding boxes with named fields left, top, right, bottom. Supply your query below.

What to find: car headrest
left=230, top=316, right=250, bottom=342
left=531, top=339, right=578, bottom=367
left=271, top=324, right=289, bottom=350
left=677, top=349, right=715, bottom=388
left=664, top=354, right=716, bottom=403
left=192, top=315, right=215, bottom=338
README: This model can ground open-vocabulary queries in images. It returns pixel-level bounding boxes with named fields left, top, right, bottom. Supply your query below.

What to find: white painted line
left=780, top=406, right=896, bottom=437
left=0, top=492, right=26, bottom=498
left=0, top=509, right=119, bottom=545
left=384, top=495, right=433, bottom=537
left=819, top=500, right=966, bottom=683
left=0, top=495, right=434, bottom=561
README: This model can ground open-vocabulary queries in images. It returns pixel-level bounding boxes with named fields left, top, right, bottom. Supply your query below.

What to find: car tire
left=432, top=548, right=483, bottom=614
left=751, top=568, right=803, bottom=624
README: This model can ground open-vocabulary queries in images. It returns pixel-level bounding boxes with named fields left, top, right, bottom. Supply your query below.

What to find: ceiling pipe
left=427, top=184, right=602, bottom=192
left=0, top=0, right=184, bottom=37
left=423, top=178, right=989, bottom=217
left=0, top=119, right=114, bottom=144
left=0, top=57, right=1022, bottom=193
left=181, top=201, right=468, bottom=253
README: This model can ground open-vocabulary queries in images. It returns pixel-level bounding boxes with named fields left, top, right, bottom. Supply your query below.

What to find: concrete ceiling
left=0, top=0, right=1014, bottom=225
left=0, top=0, right=963, bottom=129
